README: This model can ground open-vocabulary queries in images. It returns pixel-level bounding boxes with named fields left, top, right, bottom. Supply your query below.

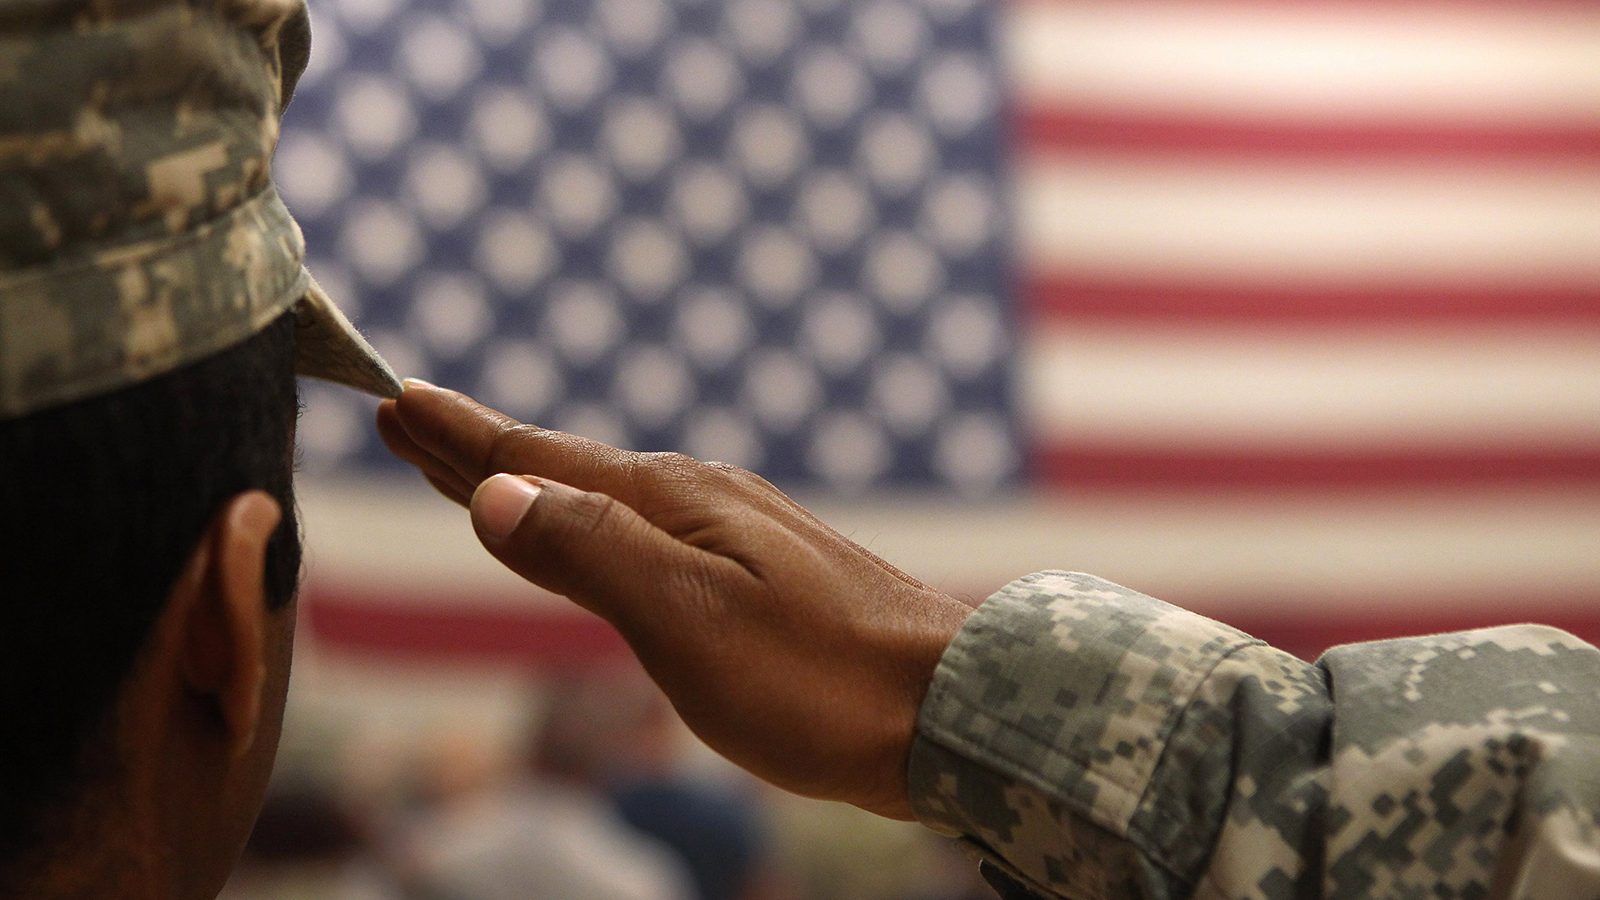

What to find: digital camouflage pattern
left=0, top=0, right=398, bottom=420
left=910, top=571, right=1600, bottom=898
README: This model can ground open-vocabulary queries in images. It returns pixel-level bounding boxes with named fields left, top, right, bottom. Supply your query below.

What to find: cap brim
left=292, top=272, right=402, bottom=399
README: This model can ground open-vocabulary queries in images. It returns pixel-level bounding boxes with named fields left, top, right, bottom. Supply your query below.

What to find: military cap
left=0, top=0, right=400, bottom=420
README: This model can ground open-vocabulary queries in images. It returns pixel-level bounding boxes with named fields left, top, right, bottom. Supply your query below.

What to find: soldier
left=0, top=1, right=398, bottom=896
left=7, top=2, right=1599, bottom=900
left=381, top=382, right=1600, bottom=899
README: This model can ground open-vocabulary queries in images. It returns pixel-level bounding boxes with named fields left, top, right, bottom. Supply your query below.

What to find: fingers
left=469, top=473, right=739, bottom=632
left=382, top=385, right=919, bottom=589
left=376, top=400, right=474, bottom=502
left=425, top=473, right=470, bottom=506
left=392, top=383, right=644, bottom=505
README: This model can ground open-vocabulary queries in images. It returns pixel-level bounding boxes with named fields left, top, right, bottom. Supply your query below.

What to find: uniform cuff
left=907, top=571, right=1258, bottom=884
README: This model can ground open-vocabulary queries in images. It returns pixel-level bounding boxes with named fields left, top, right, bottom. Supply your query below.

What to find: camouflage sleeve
left=908, top=571, right=1600, bottom=899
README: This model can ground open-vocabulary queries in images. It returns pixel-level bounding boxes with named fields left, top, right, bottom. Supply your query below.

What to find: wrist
left=872, top=589, right=973, bottom=821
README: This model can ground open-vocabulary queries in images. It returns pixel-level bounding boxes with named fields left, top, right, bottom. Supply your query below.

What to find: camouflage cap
left=0, top=0, right=400, bottom=420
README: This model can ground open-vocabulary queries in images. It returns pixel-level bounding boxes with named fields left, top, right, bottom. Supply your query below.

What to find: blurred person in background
left=380, top=383, right=1600, bottom=899
left=0, top=1, right=400, bottom=897
left=394, top=673, right=695, bottom=900
left=534, top=668, right=786, bottom=900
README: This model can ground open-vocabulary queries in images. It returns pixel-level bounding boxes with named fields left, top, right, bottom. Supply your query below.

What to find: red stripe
left=1032, top=446, right=1600, bottom=490
left=1019, top=109, right=1600, bottom=161
left=303, top=588, right=1600, bottom=666
left=303, top=593, right=631, bottom=668
left=1025, top=275, right=1600, bottom=326
left=1210, top=603, right=1600, bottom=661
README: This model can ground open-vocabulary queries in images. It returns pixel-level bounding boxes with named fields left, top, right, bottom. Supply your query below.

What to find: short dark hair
left=0, top=311, right=301, bottom=866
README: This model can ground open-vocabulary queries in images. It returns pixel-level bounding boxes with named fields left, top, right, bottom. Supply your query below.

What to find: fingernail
left=474, top=474, right=542, bottom=540
left=402, top=377, right=438, bottom=392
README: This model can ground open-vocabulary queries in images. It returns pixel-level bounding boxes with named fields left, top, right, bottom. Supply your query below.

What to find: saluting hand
left=376, top=381, right=971, bottom=820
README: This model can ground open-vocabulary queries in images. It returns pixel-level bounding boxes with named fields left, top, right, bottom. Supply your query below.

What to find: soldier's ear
left=172, top=490, right=282, bottom=759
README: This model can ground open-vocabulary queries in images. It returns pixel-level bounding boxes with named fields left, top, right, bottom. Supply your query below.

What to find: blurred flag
left=286, top=0, right=1017, bottom=492
left=281, top=0, right=1600, bottom=665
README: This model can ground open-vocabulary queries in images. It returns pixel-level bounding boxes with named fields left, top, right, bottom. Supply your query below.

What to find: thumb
left=469, top=473, right=700, bottom=626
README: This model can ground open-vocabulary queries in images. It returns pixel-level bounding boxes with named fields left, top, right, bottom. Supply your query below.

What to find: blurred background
left=227, top=0, right=1600, bottom=896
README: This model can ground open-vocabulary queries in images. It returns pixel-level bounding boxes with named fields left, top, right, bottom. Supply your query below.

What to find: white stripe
left=296, top=479, right=1600, bottom=617
left=1018, top=156, right=1600, bottom=284
left=1009, top=3, right=1600, bottom=126
left=300, top=477, right=574, bottom=612
left=798, top=487, right=1600, bottom=615
left=289, top=654, right=544, bottom=736
left=1022, top=322, right=1600, bottom=448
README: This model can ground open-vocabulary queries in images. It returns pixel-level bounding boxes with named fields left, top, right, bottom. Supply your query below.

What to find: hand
left=376, top=382, right=972, bottom=820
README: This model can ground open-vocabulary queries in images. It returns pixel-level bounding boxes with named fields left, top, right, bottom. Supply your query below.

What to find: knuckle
left=726, top=464, right=780, bottom=495
left=567, top=489, right=624, bottom=540
left=645, top=450, right=698, bottom=471
left=542, top=490, right=631, bottom=560
left=700, top=460, right=746, bottom=479
left=635, top=450, right=702, bottom=486
left=700, top=461, right=772, bottom=495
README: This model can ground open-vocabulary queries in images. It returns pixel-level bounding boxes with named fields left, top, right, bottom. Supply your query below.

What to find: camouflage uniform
left=910, top=571, right=1600, bottom=898
left=14, top=6, right=1600, bottom=897
left=0, top=0, right=397, bottom=420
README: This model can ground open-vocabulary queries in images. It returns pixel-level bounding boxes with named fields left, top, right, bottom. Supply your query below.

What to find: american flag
left=280, top=0, right=1600, bottom=669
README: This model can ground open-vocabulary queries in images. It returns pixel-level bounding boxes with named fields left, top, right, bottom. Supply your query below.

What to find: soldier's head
left=0, top=3, right=395, bottom=897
